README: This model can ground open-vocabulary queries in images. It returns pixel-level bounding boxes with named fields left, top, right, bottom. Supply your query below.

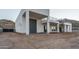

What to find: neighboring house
left=58, top=20, right=72, bottom=32
left=59, top=18, right=79, bottom=32
left=16, top=9, right=50, bottom=35
left=0, top=19, right=15, bottom=32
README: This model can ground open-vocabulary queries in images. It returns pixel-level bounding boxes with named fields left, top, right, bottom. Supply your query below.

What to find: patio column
left=64, top=24, right=66, bottom=32
left=57, top=23, right=59, bottom=32
left=47, top=16, right=50, bottom=34
left=70, top=24, right=72, bottom=32
left=26, top=10, right=29, bottom=35
left=69, top=24, right=72, bottom=32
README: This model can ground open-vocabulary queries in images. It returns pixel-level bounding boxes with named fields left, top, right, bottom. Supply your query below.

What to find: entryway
left=59, top=24, right=64, bottom=32
left=29, top=19, right=37, bottom=33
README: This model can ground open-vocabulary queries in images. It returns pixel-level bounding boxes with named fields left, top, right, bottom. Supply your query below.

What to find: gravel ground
left=0, top=32, right=79, bottom=49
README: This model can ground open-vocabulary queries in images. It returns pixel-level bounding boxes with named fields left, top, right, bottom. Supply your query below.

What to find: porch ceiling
left=50, top=22, right=58, bottom=25
left=29, top=11, right=47, bottom=19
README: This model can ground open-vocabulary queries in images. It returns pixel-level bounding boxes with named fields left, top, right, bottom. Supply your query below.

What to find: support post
left=64, top=24, right=66, bottom=32
left=26, top=10, right=29, bottom=35
left=57, top=23, right=59, bottom=32
left=47, top=16, right=50, bottom=34
left=70, top=24, right=72, bottom=32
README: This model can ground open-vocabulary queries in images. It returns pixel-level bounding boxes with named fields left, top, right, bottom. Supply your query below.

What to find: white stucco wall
left=64, top=22, right=72, bottom=32
left=37, top=20, right=44, bottom=33
left=15, top=13, right=22, bottom=33
left=15, top=9, right=26, bottom=33
left=22, top=16, right=26, bottom=33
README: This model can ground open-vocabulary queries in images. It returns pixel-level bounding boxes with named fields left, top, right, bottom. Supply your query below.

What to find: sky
left=0, top=9, right=79, bottom=21
left=50, top=9, right=79, bottom=21
left=0, top=9, right=21, bottom=21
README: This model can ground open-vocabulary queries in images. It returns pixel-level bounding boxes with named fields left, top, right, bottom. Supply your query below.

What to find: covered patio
left=42, top=19, right=59, bottom=33
left=16, top=9, right=50, bottom=35
left=59, top=22, right=72, bottom=32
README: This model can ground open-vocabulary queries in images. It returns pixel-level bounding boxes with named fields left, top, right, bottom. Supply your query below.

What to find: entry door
left=30, top=19, right=37, bottom=33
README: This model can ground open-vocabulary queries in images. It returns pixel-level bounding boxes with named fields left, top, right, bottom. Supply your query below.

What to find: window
left=51, top=26, right=56, bottom=31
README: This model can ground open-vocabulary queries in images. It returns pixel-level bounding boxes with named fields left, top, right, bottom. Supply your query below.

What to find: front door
left=30, top=19, right=37, bottom=33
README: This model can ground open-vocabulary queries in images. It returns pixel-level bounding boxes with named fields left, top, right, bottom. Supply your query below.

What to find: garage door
left=30, top=19, right=37, bottom=33
left=3, top=29, right=14, bottom=32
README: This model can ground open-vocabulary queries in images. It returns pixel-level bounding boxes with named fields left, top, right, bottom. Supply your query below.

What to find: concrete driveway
left=0, top=32, right=79, bottom=49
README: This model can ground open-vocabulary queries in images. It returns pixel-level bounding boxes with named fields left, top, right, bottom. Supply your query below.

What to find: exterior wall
left=49, top=25, right=52, bottom=32
left=72, top=23, right=79, bottom=32
left=15, top=9, right=26, bottom=33
left=16, top=9, right=29, bottom=34
left=22, top=16, right=26, bottom=33
left=15, top=17, right=22, bottom=33
left=37, top=20, right=44, bottom=33
left=72, top=30, right=79, bottom=32
left=64, top=23, right=72, bottom=32
left=72, top=27, right=79, bottom=32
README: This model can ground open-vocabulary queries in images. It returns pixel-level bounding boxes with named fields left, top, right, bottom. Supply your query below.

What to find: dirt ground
left=0, top=32, right=79, bottom=49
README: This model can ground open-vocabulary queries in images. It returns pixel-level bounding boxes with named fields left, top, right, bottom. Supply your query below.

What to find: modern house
left=58, top=20, right=72, bottom=32
left=15, top=9, right=73, bottom=35
left=15, top=9, right=50, bottom=35
left=59, top=18, right=79, bottom=32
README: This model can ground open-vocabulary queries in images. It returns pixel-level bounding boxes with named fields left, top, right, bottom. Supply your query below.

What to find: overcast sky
left=0, top=9, right=20, bottom=21
left=0, top=9, right=79, bottom=21
left=50, top=9, right=79, bottom=21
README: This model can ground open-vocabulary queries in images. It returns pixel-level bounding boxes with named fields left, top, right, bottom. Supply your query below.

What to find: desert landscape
left=0, top=32, right=79, bottom=49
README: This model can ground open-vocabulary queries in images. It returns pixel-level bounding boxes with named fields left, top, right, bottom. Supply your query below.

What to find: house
left=59, top=18, right=79, bottom=32
left=0, top=19, right=15, bottom=32
left=58, top=20, right=72, bottom=32
left=15, top=9, right=73, bottom=35
left=15, top=9, right=50, bottom=35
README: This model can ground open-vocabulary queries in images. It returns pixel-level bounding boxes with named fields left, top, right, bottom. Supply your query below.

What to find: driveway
left=0, top=32, right=79, bottom=49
